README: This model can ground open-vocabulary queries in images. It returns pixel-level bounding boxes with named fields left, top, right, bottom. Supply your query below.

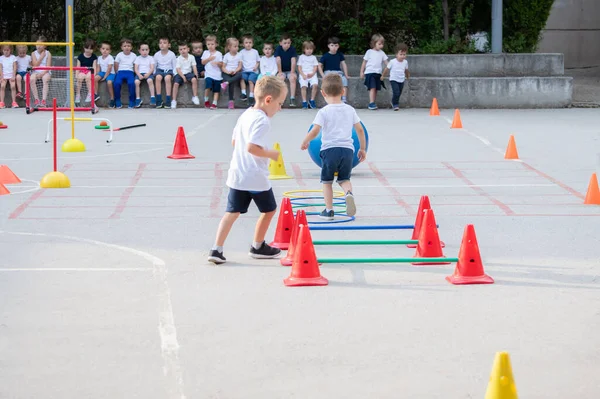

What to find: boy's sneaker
left=191, top=96, right=200, bottom=105
left=75, top=95, right=81, bottom=104
left=248, top=97, right=255, bottom=107
left=171, top=100, right=177, bottom=109
left=155, top=99, right=163, bottom=108
left=208, top=249, right=226, bottom=265
left=135, top=98, right=142, bottom=108
left=85, top=94, right=91, bottom=103
left=115, top=99, right=122, bottom=109
left=319, top=209, right=334, bottom=220
left=204, top=101, right=211, bottom=108
left=228, top=100, right=234, bottom=109
left=149, top=96, right=156, bottom=106
left=249, top=242, right=281, bottom=259
left=0, top=102, right=5, bottom=109
left=309, top=100, right=316, bottom=109
left=165, top=100, right=172, bottom=108
left=220, top=81, right=229, bottom=90
left=345, top=191, right=356, bottom=217
left=240, top=93, right=248, bottom=101
left=210, top=103, right=217, bottom=110
left=368, top=102, right=377, bottom=110
left=393, top=105, right=399, bottom=111
left=302, top=101, right=308, bottom=109
left=33, top=99, right=40, bottom=108
left=94, top=93, right=100, bottom=102
left=109, top=99, right=115, bottom=108
left=11, top=102, right=18, bottom=108
left=41, top=100, right=47, bottom=107
left=289, top=98, right=296, bottom=107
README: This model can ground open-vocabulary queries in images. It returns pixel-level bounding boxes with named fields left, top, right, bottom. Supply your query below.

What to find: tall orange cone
left=281, top=209, right=308, bottom=266
left=407, top=195, right=445, bottom=249
left=429, top=98, right=440, bottom=116
left=269, top=197, right=294, bottom=249
left=284, top=225, right=328, bottom=287
left=504, top=135, right=519, bottom=160
left=412, top=209, right=450, bottom=265
left=0, top=183, right=10, bottom=195
left=0, top=165, right=21, bottom=184
left=446, top=224, right=494, bottom=285
left=584, top=173, right=600, bottom=205
left=167, top=126, right=195, bottom=159
left=450, top=109, right=463, bottom=128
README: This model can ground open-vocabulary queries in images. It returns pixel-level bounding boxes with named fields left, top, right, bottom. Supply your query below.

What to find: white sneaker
left=171, top=100, right=177, bottom=109
left=345, top=192, right=356, bottom=216
left=191, top=96, right=200, bottom=105
left=85, top=94, right=91, bottom=103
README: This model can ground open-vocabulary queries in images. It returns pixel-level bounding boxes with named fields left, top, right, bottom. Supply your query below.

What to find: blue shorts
left=320, top=147, right=354, bottom=184
left=242, top=71, right=259, bottom=83
left=226, top=188, right=277, bottom=214
left=17, top=71, right=27, bottom=78
left=135, top=74, right=154, bottom=81
left=205, top=77, right=222, bottom=93
left=152, top=68, right=174, bottom=79
left=98, top=71, right=115, bottom=82
left=324, top=70, right=348, bottom=86
left=364, top=73, right=382, bottom=90
left=174, top=72, right=196, bottom=85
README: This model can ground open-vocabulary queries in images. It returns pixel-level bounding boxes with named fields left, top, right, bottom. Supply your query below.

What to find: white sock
left=241, top=89, right=247, bottom=95
left=325, top=208, right=333, bottom=213
left=249, top=92, right=254, bottom=98
left=212, top=100, right=217, bottom=105
left=212, top=245, right=223, bottom=253
left=252, top=241, right=263, bottom=249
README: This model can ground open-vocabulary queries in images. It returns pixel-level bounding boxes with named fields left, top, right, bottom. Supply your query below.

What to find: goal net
left=26, top=66, right=96, bottom=114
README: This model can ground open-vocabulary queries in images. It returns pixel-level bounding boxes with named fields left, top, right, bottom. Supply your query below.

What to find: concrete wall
left=538, top=0, right=600, bottom=70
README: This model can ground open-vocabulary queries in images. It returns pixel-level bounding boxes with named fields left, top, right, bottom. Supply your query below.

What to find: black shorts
left=226, top=188, right=277, bottom=214
left=320, top=147, right=354, bottom=184
left=174, top=72, right=196, bottom=85
left=364, top=73, right=382, bottom=90
left=205, top=77, right=222, bottom=93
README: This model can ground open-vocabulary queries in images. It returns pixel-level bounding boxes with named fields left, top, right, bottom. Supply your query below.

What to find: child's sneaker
left=0, top=102, right=5, bottom=109
left=109, top=99, right=115, bottom=108
left=75, top=95, right=81, bottom=104
left=210, top=103, right=217, bottom=110
left=248, top=97, right=255, bottom=107
left=289, top=98, right=296, bottom=107
left=115, top=99, right=122, bottom=109
left=393, top=105, right=399, bottom=111
left=11, top=102, right=18, bottom=108
left=345, top=191, right=356, bottom=217
left=319, top=209, right=334, bottom=220
left=368, top=102, right=377, bottom=110
left=220, top=81, right=229, bottom=90
left=204, top=101, right=211, bottom=108
left=85, top=93, right=91, bottom=103
left=135, top=98, right=142, bottom=108
left=155, top=99, right=163, bottom=108
left=208, top=249, right=226, bottom=265
left=41, top=100, right=47, bottom=107
left=228, top=100, right=234, bottom=109
left=34, top=99, right=40, bottom=108
left=94, top=93, right=100, bottom=102
left=240, top=93, right=248, bottom=101
left=171, top=100, right=177, bottom=109
left=149, top=97, right=156, bottom=106
left=302, top=101, right=308, bottom=109
left=249, top=242, right=281, bottom=259
left=309, top=100, right=316, bottom=109
left=191, top=96, right=200, bottom=105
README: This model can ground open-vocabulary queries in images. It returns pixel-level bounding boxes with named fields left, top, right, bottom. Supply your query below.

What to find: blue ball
left=307, top=121, right=369, bottom=168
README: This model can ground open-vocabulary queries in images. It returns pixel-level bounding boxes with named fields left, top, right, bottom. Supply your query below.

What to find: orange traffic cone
left=281, top=209, right=308, bottom=266
left=450, top=109, right=463, bottom=129
left=269, top=197, right=294, bottom=249
left=504, top=135, right=519, bottom=160
left=167, top=126, right=195, bottom=159
left=430, top=98, right=440, bottom=116
left=0, top=165, right=21, bottom=184
left=412, top=209, right=450, bottom=265
left=0, top=183, right=9, bottom=195
left=446, top=224, right=494, bottom=285
left=407, top=195, right=445, bottom=249
left=284, top=225, right=328, bottom=287
left=584, top=173, right=600, bottom=205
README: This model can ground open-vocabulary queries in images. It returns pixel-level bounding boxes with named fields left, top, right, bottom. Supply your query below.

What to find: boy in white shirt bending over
left=134, top=43, right=156, bottom=107
left=171, top=43, right=200, bottom=109
left=208, top=76, right=288, bottom=265
left=297, top=40, right=319, bottom=109
left=201, top=34, right=223, bottom=109
left=382, top=43, right=410, bottom=111
left=301, top=74, right=366, bottom=220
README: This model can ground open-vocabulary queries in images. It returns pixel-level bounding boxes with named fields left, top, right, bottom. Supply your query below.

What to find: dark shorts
left=242, top=71, right=259, bottom=83
left=205, top=77, right=222, bottom=92
left=152, top=68, right=174, bottom=79
left=135, top=75, right=153, bottom=81
left=364, top=73, right=382, bottom=90
left=226, top=187, right=277, bottom=214
left=174, top=72, right=196, bottom=85
left=320, top=147, right=354, bottom=184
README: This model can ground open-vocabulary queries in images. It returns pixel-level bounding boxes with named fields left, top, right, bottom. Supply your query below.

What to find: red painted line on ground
left=292, top=163, right=306, bottom=187
left=108, top=163, right=147, bottom=219
left=442, top=162, right=515, bottom=216
left=210, top=163, right=225, bottom=217
left=368, top=162, right=414, bottom=215
left=520, top=162, right=585, bottom=200
left=68, top=169, right=216, bottom=172
left=41, top=195, right=218, bottom=198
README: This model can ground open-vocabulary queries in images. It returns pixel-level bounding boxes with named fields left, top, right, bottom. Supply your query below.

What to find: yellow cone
left=484, top=352, right=518, bottom=399
left=268, top=142, right=293, bottom=180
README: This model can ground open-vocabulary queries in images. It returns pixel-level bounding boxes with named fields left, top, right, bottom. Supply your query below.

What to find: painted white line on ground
left=0, top=267, right=151, bottom=271
left=443, top=116, right=516, bottom=158
left=5, top=179, right=41, bottom=195
left=67, top=183, right=557, bottom=189
left=0, top=230, right=186, bottom=399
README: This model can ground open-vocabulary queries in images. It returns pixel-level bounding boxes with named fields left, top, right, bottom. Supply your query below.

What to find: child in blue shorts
left=301, top=73, right=366, bottom=220
left=208, top=76, right=288, bottom=265
left=95, top=42, right=116, bottom=107
left=359, top=33, right=389, bottom=110
left=201, top=34, right=223, bottom=109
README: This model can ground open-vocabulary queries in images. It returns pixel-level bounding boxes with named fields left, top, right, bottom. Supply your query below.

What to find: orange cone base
left=280, top=256, right=293, bottom=266
left=269, top=241, right=289, bottom=250
left=284, top=275, right=328, bottom=287
left=446, top=273, right=494, bottom=285
left=407, top=240, right=445, bottom=249
left=167, top=153, right=195, bottom=159
left=0, top=125, right=7, bottom=129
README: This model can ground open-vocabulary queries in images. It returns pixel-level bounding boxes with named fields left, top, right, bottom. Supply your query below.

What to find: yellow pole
left=68, top=5, right=75, bottom=140
left=0, top=41, right=73, bottom=46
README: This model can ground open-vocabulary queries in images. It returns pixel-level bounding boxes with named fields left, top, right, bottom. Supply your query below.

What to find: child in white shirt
left=221, top=37, right=243, bottom=109
left=297, top=40, right=319, bottom=109
left=382, top=43, right=410, bottom=111
left=0, top=45, right=18, bottom=108
left=134, top=43, right=156, bottom=107
left=259, top=43, right=278, bottom=79
left=113, top=38, right=137, bottom=109
left=95, top=42, right=116, bottom=107
left=29, top=35, right=52, bottom=108
left=359, top=33, right=389, bottom=110
left=171, top=43, right=200, bottom=109
left=15, top=45, right=31, bottom=102
left=239, top=35, right=260, bottom=103
left=201, top=34, right=223, bottom=109
left=153, top=38, right=177, bottom=108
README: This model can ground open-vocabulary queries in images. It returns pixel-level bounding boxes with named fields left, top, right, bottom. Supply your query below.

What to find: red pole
left=90, top=67, right=95, bottom=112
left=25, top=71, right=30, bottom=110
left=53, top=98, right=57, bottom=172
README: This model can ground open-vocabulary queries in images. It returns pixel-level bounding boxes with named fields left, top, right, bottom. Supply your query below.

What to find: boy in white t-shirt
left=359, top=33, right=389, bottom=110
left=382, top=43, right=410, bottom=111
left=239, top=35, right=260, bottom=103
left=297, top=40, right=319, bottom=109
left=15, top=45, right=31, bottom=102
left=208, top=76, right=288, bottom=265
left=201, top=34, right=223, bottom=109
left=259, top=42, right=278, bottom=78
left=113, top=38, right=137, bottom=109
left=134, top=43, right=156, bottom=107
left=301, top=74, right=366, bottom=220
left=0, top=45, right=18, bottom=108
left=95, top=42, right=116, bottom=107
left=153, top=38, right=177, bottom=108
left=171, top=43, right=200, bottom=109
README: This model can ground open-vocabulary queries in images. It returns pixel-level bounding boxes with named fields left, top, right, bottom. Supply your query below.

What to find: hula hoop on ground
left=291, top=199, right=346, bottom=207
left=283, top=189, right=345, bottom=199
left=307, top=214, right=355, bottom=224
left=290, top=196, right=345, bottom=202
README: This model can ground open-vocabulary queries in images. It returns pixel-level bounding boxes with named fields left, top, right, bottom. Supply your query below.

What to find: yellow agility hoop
left=283, top=189, right=345, bottom=199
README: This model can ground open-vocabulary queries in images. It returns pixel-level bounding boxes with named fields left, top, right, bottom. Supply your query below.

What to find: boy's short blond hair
left=321, top=74, right=344, bottom=97
left=254, top=76, right=287, bottom=101
left=302, top=41, right=315, bottom=51
left=226, top=37, right=238, bottom=50
left=205, top=35, right=217, bottom=43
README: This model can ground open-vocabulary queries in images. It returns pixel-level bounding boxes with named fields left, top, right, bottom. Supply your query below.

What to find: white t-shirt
left=0, top=55, right=17, bottom=78
left=135, top=55, right=155, bottom=74
left=16, top=55, right=31, bottom=73
left=387, top=59, right=408, bottom=83
left=98, top=54, right=114, bottom=73
left=176, top=54, right=196, bottom=74
left=226, top=108, right=272, bottom=191
left=32, top=50, right=50, bottom=67
left=297, top=54, right=318, bottom=75
left=240, top=48, right=260, bottom=72
left=363, top=49, right=388, bottom=74
left=153, top=50, right=177, bottom=72
left=201, top=50, right=223, bottom=80
left=223, top=52, right=242, bottom=72
left=312, top=103, right=361, bottom=152
left=115, top=52, right=137, bottom=72
left=260, top=56, right=278, bottom=76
